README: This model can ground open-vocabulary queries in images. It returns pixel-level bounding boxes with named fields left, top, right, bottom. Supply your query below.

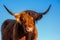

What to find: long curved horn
left=40, top=4, right=51, bottom=15
left=3, top=5, right=14, bottom=16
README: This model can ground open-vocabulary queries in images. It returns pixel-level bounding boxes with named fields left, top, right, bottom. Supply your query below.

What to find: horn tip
left=49, top=4, right=52, bottom=7
left=3, top=4, right=5, bottom=7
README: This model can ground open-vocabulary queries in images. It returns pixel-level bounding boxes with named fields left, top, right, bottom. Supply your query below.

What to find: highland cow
left=1, top=5, right=51, bottom=40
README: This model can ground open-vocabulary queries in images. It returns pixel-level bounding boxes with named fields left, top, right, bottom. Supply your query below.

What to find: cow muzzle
left=26, top=27, right=33, bottom=33
left=23, top=25, right=34, bottom=33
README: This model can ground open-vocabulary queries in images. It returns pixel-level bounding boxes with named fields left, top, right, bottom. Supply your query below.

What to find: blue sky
left=0, top=0, right=60, bottom=40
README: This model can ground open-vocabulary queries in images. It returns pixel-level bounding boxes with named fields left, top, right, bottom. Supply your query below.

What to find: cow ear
left=33, top=13, right=43, bottom=21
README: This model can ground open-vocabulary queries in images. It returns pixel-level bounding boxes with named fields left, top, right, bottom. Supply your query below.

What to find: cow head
left=3, top=5, right=51, bottom=33
left=14, top=12, right=35, bottom=33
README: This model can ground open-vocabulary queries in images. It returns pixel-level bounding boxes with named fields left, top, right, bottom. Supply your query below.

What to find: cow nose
left=26, top=27, right=33, bottom=32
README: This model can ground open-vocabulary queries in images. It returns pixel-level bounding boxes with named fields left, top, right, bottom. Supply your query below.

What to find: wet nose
left=26, top=24, right=34, bottom=32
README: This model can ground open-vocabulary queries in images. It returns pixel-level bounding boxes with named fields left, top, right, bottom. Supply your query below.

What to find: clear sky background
left=0, top=0, right=60, bottom=40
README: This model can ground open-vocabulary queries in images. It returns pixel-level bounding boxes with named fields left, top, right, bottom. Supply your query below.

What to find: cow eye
left=20, top=17, right=26, bottom=23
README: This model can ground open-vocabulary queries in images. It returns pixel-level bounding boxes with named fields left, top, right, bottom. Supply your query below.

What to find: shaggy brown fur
left=1, top=13, right=38, bottom=40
